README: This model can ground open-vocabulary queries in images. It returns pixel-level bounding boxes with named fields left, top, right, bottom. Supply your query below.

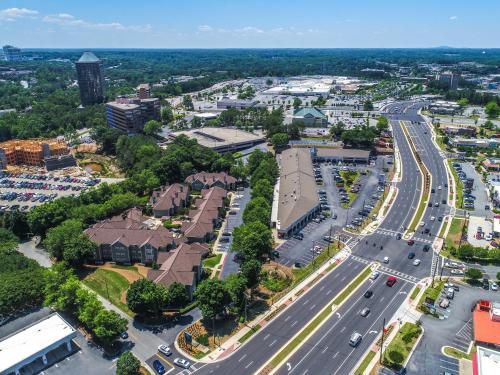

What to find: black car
left=364, top=290, right=373, bottom=298
left=396, top=233, right=402, bottom=240
left=423, top=245, right=430, bottom=252
left=293, top=233, right=304, bottom=240
left=424, top=228, right=430, bottom=234
left=408, top=252, right=415, bottom=259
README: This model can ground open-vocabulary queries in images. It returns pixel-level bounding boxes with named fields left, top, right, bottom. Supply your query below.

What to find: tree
left=266, top=79, right=273, bottom=86
left=43, top=219, right=96, bottom=266
left=376, top=116, right=389, bottom=134
left=293, top=97, right=302, bottom=109
left=93, top=309, right=127, bottom=345
left=330, top=121, right=345, bottom=139
left=224, top=273, right=247, bottom=310
left=143, top=120, right=162, bottom=136
left=116, top=351, right=141, bottom=375
left=497, top=272, right=500, bottom=281
left=241, top=259, right=262, bottom=290
left=76, top=288, right=103, bottom=329
left=271, top=132, right=290, bottom=150
left=465, top=268, right=482, bottom=281
left=251, top=179, right=274, bottom=202
left=457, top=98, right=469, bottom=108
left=194, top=279, right=230, bottom=320
left=191, top=116, right=202, bottom=128
left=167, top=282, right=189, bottom=309
left=363, top=100, right=374, bottom=111
left=242, top=197, right=271, bottom=226
left=182, top=95, right=194, bottom=110
left=161, top=106, right=174, bottom=124
left=485, top=101, right=500, bottom=119
left=44, top=275, right=81, bottom=311
left=232, top=221, right=273, bottom=259
left=126, top=278, right=170, bottom=316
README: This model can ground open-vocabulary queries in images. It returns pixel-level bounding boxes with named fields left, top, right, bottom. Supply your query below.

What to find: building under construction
left=0, top=139, right=75, bottom=170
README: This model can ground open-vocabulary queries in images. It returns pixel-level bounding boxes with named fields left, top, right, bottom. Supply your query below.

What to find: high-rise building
left=106, top=96, right=160, bottom=133
left=2, top=45, right=22, bottom=61
left=136, top=83, right=151, bottom=99
left=76, top=52, right=105, bottom=106
left=438, top=71, right=459, bottom=90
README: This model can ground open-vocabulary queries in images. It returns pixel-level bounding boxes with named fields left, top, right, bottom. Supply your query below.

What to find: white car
left=430, top=216, right=435, bottom=221
left=413, top=259, right=421, bottom=266
left=174, top=358, right=191, bottom=369
left=451, top=269, right=464, bottom=275
left=419, top=221, right=425, bottom=227
left=370, top=271, right=380, bottom=280
left=485, top=233, right=493, bottom=241
left=492, top=283, right=498, bottom=291
left=158, top=345, right=171, bottom=356
left=438, top=185, right=442, bottom=190
left=383, top=256, right=390, bottom=264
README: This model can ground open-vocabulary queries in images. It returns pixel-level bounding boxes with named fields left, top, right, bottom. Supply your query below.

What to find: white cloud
left=235, top=26, right=264, bottom=35
left=43, top=13, right=151, bottom=32
left=0, top=7, right=38, bottom=21
left=198, top=25, right=213, bottom=32
left=449, top=16, right=458, bottom=20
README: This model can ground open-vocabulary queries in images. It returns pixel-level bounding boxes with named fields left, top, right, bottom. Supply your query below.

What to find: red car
left=386, top=276, right=397, bottom=287
left=407, top=239, right=414, bottom=246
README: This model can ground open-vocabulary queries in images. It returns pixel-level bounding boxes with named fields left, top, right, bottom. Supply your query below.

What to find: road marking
left=245, top=361, right=254, bottom=369
left=284, top=315, right=291, bottom=322
left=440, top=365, right=459, bottom=372
left=440, top=358, right=458, bottom=366
left=238, top=354, right=247, bottom=362
left=302, top=370, right=309, bottom=375
left=303, top=299, right=310, bottom=306
left=291, top=320, right=298, bottom=327
left=340, top=276, right=346, bottom=282
left=340, top=326, right=346, bottom=333
left=309, top=304, right=317, bottom=310
left=333, top=352, right=339, bottom=359
left=320, top=285, right=325, bottom=291
left=269, top=339, right=277, bottom=347
left=326, top=289, right=332, bottom=295
left=263, top=333, right=270, bottom=341
left=321, top=346, right=329, bottom=354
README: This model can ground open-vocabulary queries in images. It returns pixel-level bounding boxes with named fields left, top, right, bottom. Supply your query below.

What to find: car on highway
left=153, top=360, right=166, bottom=374
left=360, top=307, right=371, bottom=317
left=408, top=252, right=415, bottom=259
left=413, top=259, right=421, bottom=266
left=174, top=358, right=191, bottom=369
left=158, top=345, right=171, bottom=356
left=364, top=290, right=373, bottom=298
left=370, top=271, right=380, bottom=280
left=386, top=276, right=397, bottom=287
left=349, top=332, right=362, bottom=347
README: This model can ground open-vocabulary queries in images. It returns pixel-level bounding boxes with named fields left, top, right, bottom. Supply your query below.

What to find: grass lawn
left=445, top=217, right=466, bottom=250
left=83, top=269, right=133, bottom=316
left=444, top=346, right=472, bottom=360
left=203, top=253, right=222, bottom=269
left=291, top=244, right=339, bottom=284
left=409, top=286, right=421, bottom=301
left=238, top=324, right=261, bottom=344
left=354, top=350, right=376, bottom=375
left=269, top=266, right=371, bottom=369
left=417, top=281, right=445, bottom=313
left=383, top=322, right=422, bottom=370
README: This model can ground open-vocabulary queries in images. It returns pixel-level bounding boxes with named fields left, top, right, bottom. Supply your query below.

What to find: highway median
left=257, top=266, right=372, bottom=375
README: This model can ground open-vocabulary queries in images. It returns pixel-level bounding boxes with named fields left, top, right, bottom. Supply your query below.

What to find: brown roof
left=315, top=148, right=370, bottom=159
left=277, top=148, right=319, bottom=231
left=184, top=172, right=236, bottom=187
left=148, top=242, right=209, bottom=287
left=84, top=207, right=175, bottom=249
left=182, top=187, right=227, bottom=239
left=149, top=183, right=188, bottom=213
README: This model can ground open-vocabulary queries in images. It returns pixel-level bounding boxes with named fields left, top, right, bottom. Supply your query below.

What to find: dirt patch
left=135, top=264, right=151, bottom=278
left=263, top=261, right=293, bottom=279
left=86, top=263, right=143, bottom=283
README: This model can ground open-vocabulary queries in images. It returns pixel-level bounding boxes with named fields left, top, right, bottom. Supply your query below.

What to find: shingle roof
left=148, top=242, right=209, bottom=287
left=293, top=107, right=327, bottom=119
left=77, top=52, right=100, bottom=63
left=184, top=172, right=236, bottom=187
left=277, top=148, right=319, bottom=231
left=149, top=183, right=189, bottom=213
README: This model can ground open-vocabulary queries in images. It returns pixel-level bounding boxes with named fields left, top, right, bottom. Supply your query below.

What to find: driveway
left=17, top=237, right=52, bottom=268
left=460, top=163, right=491, bottom=218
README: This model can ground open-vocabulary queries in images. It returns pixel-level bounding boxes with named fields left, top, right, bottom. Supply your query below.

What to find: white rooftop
left=0, top=313, right=76, bottom=373
left=477, top=346, right=500, bottom=375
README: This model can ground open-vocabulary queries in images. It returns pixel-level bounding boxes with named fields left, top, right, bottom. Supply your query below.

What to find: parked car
left=153, top=360, right=166, bottom=374
left=293, top=233, right=304, bottom=240
left=158, top=345, right=171, bottom=356
left=174, top=358, right=191, bottom=369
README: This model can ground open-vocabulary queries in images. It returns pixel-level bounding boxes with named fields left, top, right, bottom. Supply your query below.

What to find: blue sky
left=0, top=0, right=498, bottom=48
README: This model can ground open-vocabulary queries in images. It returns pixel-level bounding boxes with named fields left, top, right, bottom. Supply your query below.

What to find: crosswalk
left=430, top=251, right=439, bottom=277
left=377, top=266, right=419, bottom=283
left=375, top=228, right=402, bottom=237
left=349, top=254, right=371, bottom=265
left=177, top=363, right=200, bottom=375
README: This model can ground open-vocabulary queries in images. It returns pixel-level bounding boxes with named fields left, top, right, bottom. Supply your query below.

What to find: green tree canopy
left=242, top=197, right=271, bottom=226
left=224, top=273, right=247, bottom=310
left=194, top=279, right=230, bottom=320
left=167, top=282, right=189, bottom=309
left=240, top=259, right=262, bottom=290
left=485, top=101, right=500, bottom=119
left=116, top=351, right=141, bottom=375
left=126, top=278, right=170, bottom=316
left=232, top=221, right=273, bottom=259
left=143, top=120, right=162, bottom=136
left=465, top=268, right=482, bottom=280
left=251, top=178, right=274, bottom=202
left=271, top=132, right=290, bottom=149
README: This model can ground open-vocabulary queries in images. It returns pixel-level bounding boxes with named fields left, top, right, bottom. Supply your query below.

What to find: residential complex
left=184, top=171, right=237, bottom=191
left=75, top=52, right=105, bottom=106
left=149, top=183, right=189, bottom=218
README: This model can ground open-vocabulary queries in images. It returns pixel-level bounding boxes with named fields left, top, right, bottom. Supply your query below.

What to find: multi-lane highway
left=171, top=100, right=452, bottom=375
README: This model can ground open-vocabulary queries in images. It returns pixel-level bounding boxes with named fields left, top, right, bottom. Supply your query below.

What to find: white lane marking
left=326, top=289, right=332, bottom=295
left=284, top=315, right=291, bottom=322
left=321, top=346, right=329, bottom=354
left=340, top=326, right=346, bottom=333
left=238, top=354, right=247, bottom=362
left=291, top=320, right=298, bottom=327
left=269, top=339, right=277, bottom=347
left=245, top=361, right=254, bottom=369
left=309, top=304, right=317, bottom=310
left=263, top=333, right=270, bottom=341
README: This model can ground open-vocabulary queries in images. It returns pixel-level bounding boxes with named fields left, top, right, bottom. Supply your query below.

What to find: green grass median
left=268, top=266, right=372, bottom=369
left=354, top=350, right=376, bottom=375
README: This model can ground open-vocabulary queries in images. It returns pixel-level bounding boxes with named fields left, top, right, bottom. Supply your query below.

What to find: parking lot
left=406, top=284, right=499, bottom=375
left=275, top=156, right=390, bottom=268
left=466, top=215, right=493, bottom=248
left=0, top=172, right=100, bottom=211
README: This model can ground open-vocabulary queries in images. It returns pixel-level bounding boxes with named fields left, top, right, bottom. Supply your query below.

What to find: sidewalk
left=175, top=246, right=353, bottom=363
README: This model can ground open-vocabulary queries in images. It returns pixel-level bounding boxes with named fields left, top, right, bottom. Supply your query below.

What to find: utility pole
left=379, top=317, right=386, bottom=365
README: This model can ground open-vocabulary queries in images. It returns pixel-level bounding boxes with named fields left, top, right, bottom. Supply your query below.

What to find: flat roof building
left=170, top=128, right=265, bottom=153
left=311, top=147, right=371, bottom=164
left=217, top=98, right=258, bottom=110
left=273, top=148, right=320, bottom=238
left=475, top=346, right=500, bottom=375
left=106, top=96, right=160, bottom=133
left=0, top=138, right=70, bottom=170
left=0, top=313, right=77, bottom=375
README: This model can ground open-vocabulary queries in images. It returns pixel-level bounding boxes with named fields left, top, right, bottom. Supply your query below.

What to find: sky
left=0, top=0, right=498, bottom=49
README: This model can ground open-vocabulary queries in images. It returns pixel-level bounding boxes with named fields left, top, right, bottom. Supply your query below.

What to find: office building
left=437, top=71, right=459, bottom=90
left=136, top=83, right=151, bottom=99
left=76, top=52, right=105, bottom=106
left=2, top=45, right=22, bottom=61
left=106, top=96, right=160, bottom=133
